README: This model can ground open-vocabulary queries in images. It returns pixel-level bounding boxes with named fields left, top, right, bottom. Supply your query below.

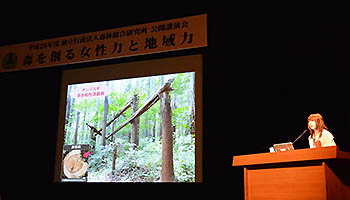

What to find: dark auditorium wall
left=1, top=1, right=350, bottom=199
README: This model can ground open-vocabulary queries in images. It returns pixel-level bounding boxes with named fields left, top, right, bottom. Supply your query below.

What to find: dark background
left=1, top=1, right=350, bottom=199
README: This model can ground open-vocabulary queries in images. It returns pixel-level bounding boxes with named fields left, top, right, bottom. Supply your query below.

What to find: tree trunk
left=160, top=91, right=175, bottom=182
left=159, top=76, right=164, bottom=140
left=65, top=85, right=72, bottom=125
left=110, top=120, right=116, bottom=142
left=101, top=94, right=109, bottom=147
left=69, top=85, right=78, bottom=127
left=89, top=128, right=96, bottom=152
left=112, top=144, right=118, bottom=175
left=82, top=101, right=88, bottom=141
left=131, top=94, right=139, bottom=148
left=190, top=103, right=195, bottom=135
left=74, top=111, right=80, bottom=145
left=90, top=98, right=100, bottom=152
left=152, top=120, right=156, bottom=142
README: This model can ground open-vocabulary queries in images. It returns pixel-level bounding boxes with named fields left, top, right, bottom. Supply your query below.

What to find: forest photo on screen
left=61, top=72, right=196, bottom=182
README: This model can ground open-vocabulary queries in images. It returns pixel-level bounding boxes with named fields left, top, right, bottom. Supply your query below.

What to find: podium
left=233, top=146, right=350, bottom=200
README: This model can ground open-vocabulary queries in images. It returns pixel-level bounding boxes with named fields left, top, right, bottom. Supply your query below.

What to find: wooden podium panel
left=233, top=146, right=350, bottom=200
left=245, top=163, right=326, bottom=200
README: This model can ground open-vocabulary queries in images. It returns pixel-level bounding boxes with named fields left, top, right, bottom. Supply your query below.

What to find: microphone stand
left=292, top=129, right=307, bottom=144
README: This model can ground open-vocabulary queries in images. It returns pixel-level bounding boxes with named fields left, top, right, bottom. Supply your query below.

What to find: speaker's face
left=308, top=120, right=316, bottom=130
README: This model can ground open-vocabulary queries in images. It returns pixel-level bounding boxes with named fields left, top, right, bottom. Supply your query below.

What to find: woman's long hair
left=308, top=113, right=328, bottom=138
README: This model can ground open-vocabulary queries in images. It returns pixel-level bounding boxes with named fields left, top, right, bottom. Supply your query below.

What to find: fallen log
left=86, top=98, right=133, bottom=136
left=106, top=78, right=174, bottom=139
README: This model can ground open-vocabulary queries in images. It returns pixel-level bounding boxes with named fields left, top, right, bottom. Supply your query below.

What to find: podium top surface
left=233, top=146, right=350, bottom=167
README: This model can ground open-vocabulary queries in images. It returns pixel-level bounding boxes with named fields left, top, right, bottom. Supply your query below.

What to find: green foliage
left=87, top=133, right=194, bottom=182
left=172, top=73, right=191, bottom=96
left=173, top=106, right=190, bottom=130
left=173, top=133, right=195, bottom=182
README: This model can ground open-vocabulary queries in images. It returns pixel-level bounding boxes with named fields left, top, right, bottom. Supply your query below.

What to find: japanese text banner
left=0, top=14, right=207, bottom=73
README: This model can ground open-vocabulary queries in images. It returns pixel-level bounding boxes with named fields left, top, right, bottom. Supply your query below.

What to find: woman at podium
left=307, top=113, right=336, bottom=148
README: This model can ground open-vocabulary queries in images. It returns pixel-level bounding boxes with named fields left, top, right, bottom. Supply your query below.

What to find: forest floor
left=87, top=167, right=156, bottom=182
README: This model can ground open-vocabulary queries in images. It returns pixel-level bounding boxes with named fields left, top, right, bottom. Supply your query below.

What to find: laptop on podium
left=273, top=142, right=294, bottom=152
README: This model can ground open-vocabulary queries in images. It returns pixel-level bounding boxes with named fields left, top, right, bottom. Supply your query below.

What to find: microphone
left=292, top=129, right=307, bottom=144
